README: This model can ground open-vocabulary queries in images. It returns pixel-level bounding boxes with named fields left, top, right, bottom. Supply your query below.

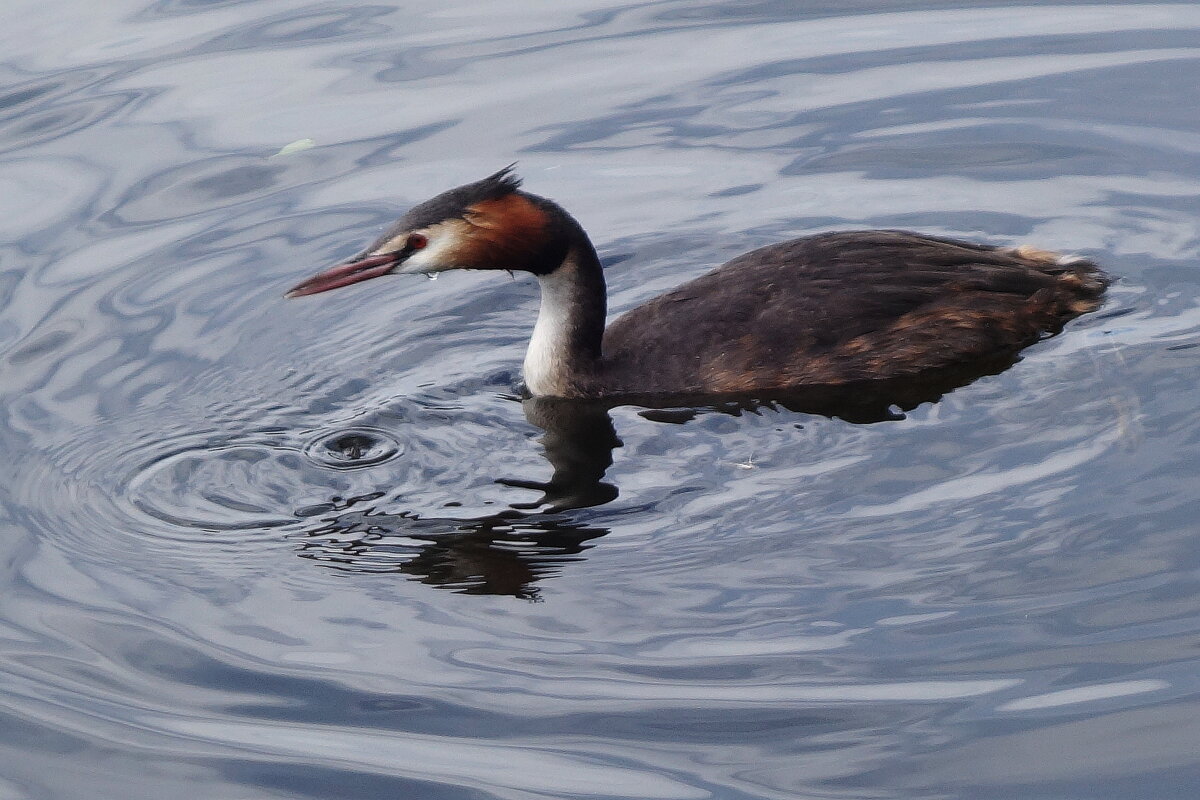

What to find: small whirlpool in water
left=303, top=427, right=403, bottom=470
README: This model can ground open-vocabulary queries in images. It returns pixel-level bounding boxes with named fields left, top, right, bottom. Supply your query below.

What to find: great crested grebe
left=287, top=167, right=1109, bottom=399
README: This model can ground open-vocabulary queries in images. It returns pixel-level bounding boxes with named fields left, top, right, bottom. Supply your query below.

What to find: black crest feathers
left=480, top=163, right=522, bottom=196
left=397, top=164, right=524, bottom=231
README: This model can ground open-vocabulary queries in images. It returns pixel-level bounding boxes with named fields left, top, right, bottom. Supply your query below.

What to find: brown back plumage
left=600, top=230, right=1108, bottom=395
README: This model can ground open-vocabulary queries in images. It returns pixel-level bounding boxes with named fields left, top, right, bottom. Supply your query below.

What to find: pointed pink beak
left=285, top=253, right=399, bottom=298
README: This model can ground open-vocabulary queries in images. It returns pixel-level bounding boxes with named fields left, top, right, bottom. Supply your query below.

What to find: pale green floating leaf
left=270, top=138, right=316, bottom=158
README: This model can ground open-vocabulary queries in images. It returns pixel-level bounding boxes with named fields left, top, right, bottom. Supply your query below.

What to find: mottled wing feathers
left=601, top=231, right=1107, bottom=394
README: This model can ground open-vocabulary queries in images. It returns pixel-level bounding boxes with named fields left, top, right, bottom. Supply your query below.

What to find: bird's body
left=287, top=168, right=1108, bottom=400
left=597, top=231, right=1104, bottom=396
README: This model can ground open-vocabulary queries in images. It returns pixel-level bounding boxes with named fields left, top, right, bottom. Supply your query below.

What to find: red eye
left=407, top=233, right=427, bottom=250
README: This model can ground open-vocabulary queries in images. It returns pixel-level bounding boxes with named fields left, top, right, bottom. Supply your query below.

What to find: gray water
left=3, top=1, right=1200, bottom=798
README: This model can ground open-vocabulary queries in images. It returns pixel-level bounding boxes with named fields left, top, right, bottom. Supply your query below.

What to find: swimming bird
left=286, top=167, right=1108, bottom=399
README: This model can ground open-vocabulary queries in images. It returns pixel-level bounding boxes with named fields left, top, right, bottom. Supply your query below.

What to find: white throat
left=523, top=268, right=576, bottom=396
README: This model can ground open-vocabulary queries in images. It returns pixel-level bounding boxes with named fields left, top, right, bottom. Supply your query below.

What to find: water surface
left=3, top=1, right=1200, bottom=798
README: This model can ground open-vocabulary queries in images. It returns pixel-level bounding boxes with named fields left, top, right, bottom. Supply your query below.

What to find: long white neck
left=522, top=247, right=606, bottom=397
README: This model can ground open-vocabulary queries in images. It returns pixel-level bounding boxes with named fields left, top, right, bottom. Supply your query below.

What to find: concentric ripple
left=3, top=378, right=543, bottom=579
left=128, top=437, right=315, bottom=532
left=303, top=426, right=403, bottom=470
left=118, top=424, right=413, bottom=539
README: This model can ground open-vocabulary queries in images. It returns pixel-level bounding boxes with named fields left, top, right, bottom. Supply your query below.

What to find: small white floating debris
left=270, top=138, right=316, bottom=158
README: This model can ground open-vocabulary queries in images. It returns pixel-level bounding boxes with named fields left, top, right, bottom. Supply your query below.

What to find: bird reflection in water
left=290, top=358, right=1019, bottom=599
left=291, top=398, right=619, bottom=600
